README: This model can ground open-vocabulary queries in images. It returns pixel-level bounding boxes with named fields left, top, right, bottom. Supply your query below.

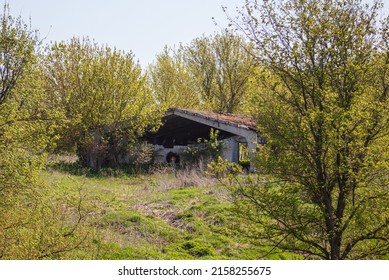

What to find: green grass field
left=41, top=160, right=296, bottom=260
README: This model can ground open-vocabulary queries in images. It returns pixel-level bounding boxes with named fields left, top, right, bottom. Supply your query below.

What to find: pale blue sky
left=7, top=0, right=389, bottom=67
left=8, top=0, right=242, bottom=66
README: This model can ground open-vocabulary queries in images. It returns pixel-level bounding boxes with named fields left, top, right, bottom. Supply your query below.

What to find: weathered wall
left=222, top=137, right=239, bottom=163
left=153, top=145, right=187, bottom=164
left=153, top=136, right=242, bottom=164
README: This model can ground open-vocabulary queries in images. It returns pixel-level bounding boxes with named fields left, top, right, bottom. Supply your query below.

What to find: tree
left=0, top=5, right=92, bottom=260
left=44, top=37, right=162, bottom=168
left=0, top=4, right=53, bottom=200
left=227, top=0, right=389, bottom=259
left=186, top=31, right=257, bottom=113
left=148, top=32, right=257, bottom=114
left=148, top=46, right=200, bottom=110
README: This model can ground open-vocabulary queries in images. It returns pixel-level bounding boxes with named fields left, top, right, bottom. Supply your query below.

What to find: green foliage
left=182, top=128, right=224, bottom=165
left=148, top=46, right=200, bottom=110
left=0, top=5, right=96, bottom=260
left=148, top=31, right=258, bottom=113
left=1, top=185, right=96, bottom=259
left=0, top=5, right=55, bottom=197
left=207, top=156, right=243, bottom=179
left=0, top=3, right=44, bottom=212
left=44, top=37, right=162, bottom=169
left=228, top=0, right=389, bottom=259
left=179, top=241, right=214, bottom=257
left=186, top=31, right=258, bottom=113
left=39, top=166, right=293, bottom=260
left=126, top=142, right=157, bottom=173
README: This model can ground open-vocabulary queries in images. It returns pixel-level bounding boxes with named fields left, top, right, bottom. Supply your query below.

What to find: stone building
left=146, top=108, right=261, bottom=171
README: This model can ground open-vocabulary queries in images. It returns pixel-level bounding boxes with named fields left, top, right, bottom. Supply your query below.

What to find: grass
left=40, top=158, right=295, bottom=260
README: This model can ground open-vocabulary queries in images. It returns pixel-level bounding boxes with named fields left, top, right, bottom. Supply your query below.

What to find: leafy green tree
left=148, top=46, right=200, bottom=109
left=0, top=5, right=92, bottom=260
left=44, top=37, right=162, bottom=168
left=227, top=0, right=389, bottom=259
left=0, top=5, right=53, bottom=201
left=186, top=31, right=257, bottom=113
left=149, top=32, right=257, bottom=113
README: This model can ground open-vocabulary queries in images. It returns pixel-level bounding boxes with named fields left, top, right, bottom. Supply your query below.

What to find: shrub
left=181, top=129, right=223, bottom=166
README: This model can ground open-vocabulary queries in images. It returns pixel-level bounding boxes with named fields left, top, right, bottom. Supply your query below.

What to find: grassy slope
left=41, top=165, right=296, bottom=260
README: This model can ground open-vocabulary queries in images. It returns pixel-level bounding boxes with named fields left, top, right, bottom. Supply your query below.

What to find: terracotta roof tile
left=167, top=108, right=258, bottom=131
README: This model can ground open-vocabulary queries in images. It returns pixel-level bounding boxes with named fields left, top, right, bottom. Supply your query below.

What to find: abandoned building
left=146, top=108, right=261, bottom=171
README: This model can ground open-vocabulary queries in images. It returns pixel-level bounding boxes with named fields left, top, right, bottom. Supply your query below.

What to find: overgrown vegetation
left=149, top=31, right=258, bottom=113
left=40, top=158, right=295, bottom=260
left=44, top=37, right=162, bottom=169
left=1, top=0, right=389, bottom=260
left=181, top=128, right=223, bottom=166
left=0, top=6, right=91, bottom=259
left=225, top=0, right=389, bottom=259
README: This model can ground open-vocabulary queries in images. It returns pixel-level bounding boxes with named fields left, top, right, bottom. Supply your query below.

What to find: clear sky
left=7, top=0, right=389, bottom=68
left=7, top=0, right=242, bottom=67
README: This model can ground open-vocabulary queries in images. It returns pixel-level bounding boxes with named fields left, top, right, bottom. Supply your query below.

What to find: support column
left=231, top=138, right=239, bottom=163
left=244, top=131, right=259, bottom=172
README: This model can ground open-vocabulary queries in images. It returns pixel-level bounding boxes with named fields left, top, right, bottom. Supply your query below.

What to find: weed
left=38, top=162, right=297, bottom=260
left=180, top=241, right=214, bottom=257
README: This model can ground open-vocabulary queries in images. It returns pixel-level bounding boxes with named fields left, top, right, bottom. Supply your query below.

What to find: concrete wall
left=222, top=137, right=239, bottom=163
left=154, top=109, right=261, bottom=171
left=153, top=145, right=187, bottom=164
left=153, top=136, right=243, bottom=165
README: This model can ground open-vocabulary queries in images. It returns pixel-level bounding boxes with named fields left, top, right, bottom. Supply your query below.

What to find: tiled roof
left=166, top=108, right=258, bottom=131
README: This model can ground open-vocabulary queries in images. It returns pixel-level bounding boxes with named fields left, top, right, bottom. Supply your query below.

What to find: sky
left=7, top=0, right=389, bottom=68
left=7, top=0, right=242, bottom=67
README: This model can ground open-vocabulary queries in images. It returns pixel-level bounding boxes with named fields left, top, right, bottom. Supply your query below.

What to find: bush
left=0, top=186, right=95, bottom=259
left=181, top=129, right=223, bottom=166
left=127, top=142, right=156, bottom=173
left=206, top=157, right=243, bottom=179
